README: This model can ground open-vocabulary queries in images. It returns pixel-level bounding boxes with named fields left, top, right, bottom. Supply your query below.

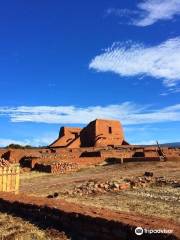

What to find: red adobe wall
left=50, top=127, right=81, bottom=148
left=80, top=119, right=128, bottom=147
left=1, top=146, right=180, bottom=171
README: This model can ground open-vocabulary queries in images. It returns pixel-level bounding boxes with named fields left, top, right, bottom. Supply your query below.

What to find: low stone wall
left=105, top=157, right=161, bottom=165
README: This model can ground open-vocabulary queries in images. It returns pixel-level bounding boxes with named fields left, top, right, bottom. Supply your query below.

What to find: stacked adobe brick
left=0, top=158, right=11, bottom=167
left=34, top=161, right=78, bottom=173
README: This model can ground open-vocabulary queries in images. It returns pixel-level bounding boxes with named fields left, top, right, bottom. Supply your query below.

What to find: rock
left=119, top=183, right=130, bottom=190
left=104, top=184, right=109, bottom=189
left=113, top=182, right=119, bottom=189
left=47, top=194, right=54, bottom=198
left=144, top=172, right=153, bottom=177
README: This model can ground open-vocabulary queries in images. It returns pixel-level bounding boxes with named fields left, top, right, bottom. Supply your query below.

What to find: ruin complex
left=50, top=119, right=129, bottom=148
left=0, top=118, right=180, bottom=174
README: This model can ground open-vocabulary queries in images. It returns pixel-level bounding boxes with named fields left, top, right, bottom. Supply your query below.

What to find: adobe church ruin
left=0, top=118, right=180, bottom=174
left=50, top=119, right=129, bottom=148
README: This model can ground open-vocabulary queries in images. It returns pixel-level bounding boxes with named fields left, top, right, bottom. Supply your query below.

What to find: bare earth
left=20, top=160, right=180, bottom=222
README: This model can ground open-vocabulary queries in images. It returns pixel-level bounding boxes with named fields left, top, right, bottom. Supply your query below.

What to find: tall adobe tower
left=80, top=119, right=128, bottom=147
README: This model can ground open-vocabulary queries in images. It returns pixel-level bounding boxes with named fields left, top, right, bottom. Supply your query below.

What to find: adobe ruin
left=0, top=118, right=179, bottom=174
left=49, top=127, right=81, bottom=148
left=49, top=119, right=129, bottom=148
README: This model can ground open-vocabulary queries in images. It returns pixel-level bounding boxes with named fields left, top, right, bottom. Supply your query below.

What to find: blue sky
left=0, top=0, right=180, bottom=146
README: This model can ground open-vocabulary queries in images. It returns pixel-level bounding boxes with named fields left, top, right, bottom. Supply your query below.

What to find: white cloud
left=131, top=140, right=156, bottom=145
left=0, top=138, right=28, bottom=147
left=160, top=87, right=180, bottom=96
left=106, top=0, right=180, bottom=26
left=0, top=135, right=56, bottom=147
left=89, top=38, right=180, bottom=87
left=0, top=103, right=180, bottom=125
left=134, top=0, right=180, bottom=26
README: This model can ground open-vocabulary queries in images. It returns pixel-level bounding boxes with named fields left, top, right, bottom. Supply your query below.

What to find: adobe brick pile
left=49, top=162, right=78, bottom=174
left=0, top=158, right=10, bottom=167
left=34, top=161, right=78, bottom=174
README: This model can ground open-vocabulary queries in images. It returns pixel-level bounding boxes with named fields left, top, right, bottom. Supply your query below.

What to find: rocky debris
left=124, top=175, right=156, bottom=188
left=144, top=171, right=153, bottom=177
left=124, top=173, right=180, bottom=188
left=0, top=158, right=11, bottom=167
left=64, top=172, right=180, bottom=197
left=65, top=180, right=130, bottom=196
left=155, top=176, right=180, bottom=187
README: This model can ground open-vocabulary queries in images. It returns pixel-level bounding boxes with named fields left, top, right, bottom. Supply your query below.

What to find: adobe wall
left=80, top=119, right=126, bottom=147
left=80, top=120, right=96, bottom=147
left=1, top=146, right=180, bottom=173
left=50, top=127, right=81, bottom=148
left=95, top=119, right=125, bottom=147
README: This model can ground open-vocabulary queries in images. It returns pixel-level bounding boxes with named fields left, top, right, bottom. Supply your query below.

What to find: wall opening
left=73, top=133, right=79, bottom=139
left=133, top=152, right=145, bottom=157
left=108, top=127, right=112, bottom=134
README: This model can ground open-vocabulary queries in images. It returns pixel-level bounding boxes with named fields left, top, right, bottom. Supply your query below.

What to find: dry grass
left=20, top=171, right=51, bottom=180
left=0, top=212, right=69, bottom=240
left=19, top=160, right=180, bottom=223
left=60, top=185, right=180, bottom=222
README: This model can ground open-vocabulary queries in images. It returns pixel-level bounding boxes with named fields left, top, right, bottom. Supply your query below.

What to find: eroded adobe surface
left=80, top=119, right=128, bottom=147
left=50, top=127, right=81, bottom=148
left=50, top=119, right=129, bottom=148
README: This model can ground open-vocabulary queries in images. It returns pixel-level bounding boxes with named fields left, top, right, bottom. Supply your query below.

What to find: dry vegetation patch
left=19, top=160, right=180, bottom=224
left=0, top=212, right=69, bottom=240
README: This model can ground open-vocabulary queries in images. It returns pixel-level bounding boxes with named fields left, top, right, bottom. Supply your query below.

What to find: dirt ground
left=19, top=160, right=180, bottom=222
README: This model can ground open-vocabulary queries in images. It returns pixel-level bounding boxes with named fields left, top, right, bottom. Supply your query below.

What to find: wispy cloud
left=131, top=140, right=156, bottom=145
left=89, top=38, right=180, bottom=87
left=106, top=0, right=180, bottom=26
left=105, top=8, right=137, bottom=18
left=0, top=138, right=29, bottom=147
left=0, top=133, right=58, bottom=147
left=0, top=103, right=180, bottom=125
left=160, top=87, right=180, bottom=96
left=0, top=135, right=55, bottom=147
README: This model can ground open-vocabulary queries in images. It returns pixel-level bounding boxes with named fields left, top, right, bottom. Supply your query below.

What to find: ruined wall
left=1, top=146, right=180, bottom=174
left=49, top=119, right=129, bottom=148
left=50, top=127, right=81, bottom=148
left=80, top=119, right=127, bottom=147
left=95, top=119, right=125, bottom=147
left=80, top=120, right=96, bottom=147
